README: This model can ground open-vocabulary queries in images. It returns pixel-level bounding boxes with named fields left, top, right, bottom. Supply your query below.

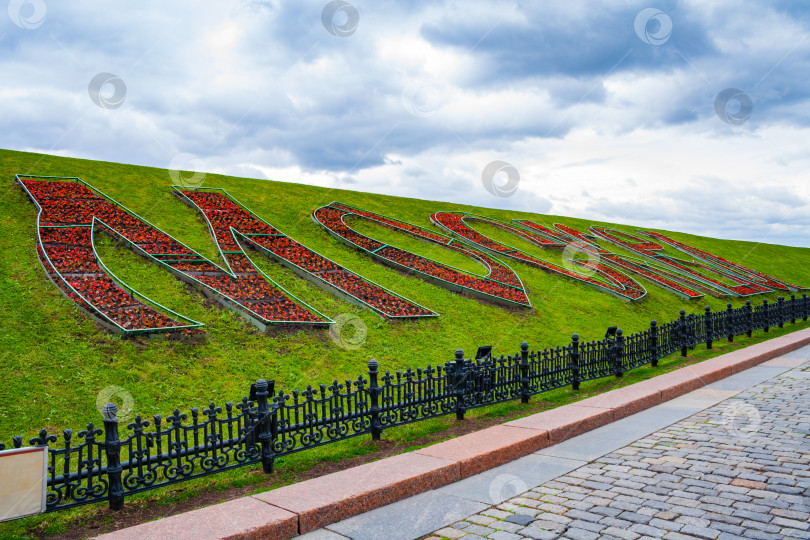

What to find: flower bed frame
left=176, top=189, right=437, bottom=319
left=431, top=212, right=647, bottom=301
left=589, top=226, right=780, bottom=297
left=513, top=220, right=707, bottom=299
left=640, top=231, right=804, bottom=293
left=17, top=175, right=332, bottom=336
left=310, top=202, right=531, bottom=308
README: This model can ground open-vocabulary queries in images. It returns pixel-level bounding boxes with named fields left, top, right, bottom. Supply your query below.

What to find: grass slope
left=0, top=148, right=809, bottom=537
left=2, top=148, right=809, bottom=435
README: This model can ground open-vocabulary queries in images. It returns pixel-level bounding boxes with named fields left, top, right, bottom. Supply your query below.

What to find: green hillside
left=2, top=147, right=809, bottom=437
left=2, top=149, right=810, bottom=537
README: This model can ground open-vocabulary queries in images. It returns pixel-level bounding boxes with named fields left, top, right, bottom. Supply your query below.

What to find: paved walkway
left=298, top=348, right=810, bottom=540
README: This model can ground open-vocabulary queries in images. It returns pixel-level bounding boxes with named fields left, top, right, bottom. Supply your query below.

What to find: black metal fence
left=1, top=294, right=808, bottom=515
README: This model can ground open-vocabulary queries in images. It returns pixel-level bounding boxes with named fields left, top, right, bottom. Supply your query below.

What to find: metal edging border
left=431, top=211, right=647, bottom=302
left=173, top=185, right=433, bottom=322
left=313, top=203, right=531, bottom=309
left=15, top=175, right=202, bottom=336
left=169, top=186, right=334, bottom=326
left=331, top=201, right=529, bottom=293
left=587, top=226, right=760, bottom=298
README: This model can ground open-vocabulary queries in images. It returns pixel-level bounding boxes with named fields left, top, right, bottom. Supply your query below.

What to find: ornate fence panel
left=274, top=376, right=372, bottom=456
left=378, top=364, right=456, bottom=428
left=529, top=345, right=573, bottom=392
left=657, top=319, right=681, bottom=358
left=579, top=338, right=612, bottom=383
left=622, top=328, right=653, bottom=371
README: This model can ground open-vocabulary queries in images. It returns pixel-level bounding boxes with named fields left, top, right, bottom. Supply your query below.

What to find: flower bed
left=19, top=178, right=203, bottom=336
left=589, top=226, right=664, bottom=255
left=589, top=225, right=780, bottom=298
left=516, top=220, right=736, bottom=299
left=601, top=255, right=705, bottom=299
left=312, top=203, right=531, bottom=308
left=18, top=176, right=330, bottom=335
left=641, top=231, right=803, bottom=292
left=431, top=212, right=646, bottom=301
left=179, top=190, right=436, bottom=319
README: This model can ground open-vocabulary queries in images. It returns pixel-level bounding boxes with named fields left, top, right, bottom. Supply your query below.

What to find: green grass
left=2, top=321, right=807, bottom=540
left=1, top=147, right=809, bottom=537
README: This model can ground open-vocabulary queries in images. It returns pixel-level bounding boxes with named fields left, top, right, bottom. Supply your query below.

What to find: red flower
left=182, top=191, right=436, bottom=318
left=313, top=204, right=530, bottom=307
left=431, top=212, right=646, bottom=301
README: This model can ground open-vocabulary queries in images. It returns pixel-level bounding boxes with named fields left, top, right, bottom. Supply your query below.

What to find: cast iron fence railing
left=1, top=294, right=808, bottom=515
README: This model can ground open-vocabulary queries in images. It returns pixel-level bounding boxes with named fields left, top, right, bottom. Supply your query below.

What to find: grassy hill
left=2, top=147, right=810, bottom=437
left=1, top=148, right=810, bottom=537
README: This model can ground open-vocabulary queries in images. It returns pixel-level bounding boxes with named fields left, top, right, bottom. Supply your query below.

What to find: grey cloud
left=1, top=1, right=809, bottom=248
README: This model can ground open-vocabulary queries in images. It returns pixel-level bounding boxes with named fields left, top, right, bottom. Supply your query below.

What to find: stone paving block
left=665, top=533, right=708, bottom=540
left=461, top=523, right=496, bottom=536
left=536, top=405, right=700, bottom=462
left=564, top=527, right=601, bottom=540
left=679, top=524, right=722, bottom=539
left=660, top=388, right=737, bottom=412
left=437, top=453, right=584, bottom=505
left=431, top=527, right=466, bottom=539
left=504, top=513, right=534, bottom=526
left=488, top=531, right=522, bottom=540
left=467, top=514, right=496, bottom=526
left=327, top=490, right=487, bottom=540
left=601, top=527, right=642, bottom=540
left=629, top=522, right=668, bottom=537
left=704, top=366, right=788, bottom=392
left=518, top=528, right=559, bottom=540
left=491, top=521, right=523, bottom=533
left=575, top=383, right=664, bottom=420
left=482, top=508, right=512, bottom=520
left=762, top=344, right=810, bottom=367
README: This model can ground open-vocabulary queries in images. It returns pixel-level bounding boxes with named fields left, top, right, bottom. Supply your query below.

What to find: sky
left=1, top=0, right=809, bottom=246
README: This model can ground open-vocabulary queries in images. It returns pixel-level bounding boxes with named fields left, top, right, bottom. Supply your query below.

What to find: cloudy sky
left=2, top=1, right=809, bottom=246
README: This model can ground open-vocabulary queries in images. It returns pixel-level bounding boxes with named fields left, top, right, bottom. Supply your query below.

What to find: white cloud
left=1, top=0, right=809, bottom=246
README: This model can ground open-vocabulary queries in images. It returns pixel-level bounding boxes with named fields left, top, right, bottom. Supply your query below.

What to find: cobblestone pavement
left=422, top=364, right=810, bottom=540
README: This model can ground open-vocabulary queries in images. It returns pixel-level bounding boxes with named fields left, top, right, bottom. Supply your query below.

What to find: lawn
left=1, top=147, right=808, bottom=538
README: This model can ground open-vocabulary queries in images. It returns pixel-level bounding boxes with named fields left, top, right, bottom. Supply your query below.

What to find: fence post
left=520, top=342, right=530, bottom=404
left=790, top=294, right=796, bottom=325
left=726, top=303, right=734, bottom=343
left=763, top=299, right=769, bottom=333
left=679, top=309, right=688, bottom=357
left=804, top=293, right=808, bottom=321
left=571, top=334, right=580, bottom=390
left=368, top=360, right=382, bottom=441
left=102, top=403, right=124, bottom=511
left=454, top=349, right=466, bottom=420
left=777, top=296, right=784, bottom=328
left=615, top=329, right=624, bottom=378
left=254, top=379, right=276, bottom=474
left=746, top=300, right=753, bottom=337
left=705, top=306, right=713, bottom=350
left=650, top=321, right=659, bottom=367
